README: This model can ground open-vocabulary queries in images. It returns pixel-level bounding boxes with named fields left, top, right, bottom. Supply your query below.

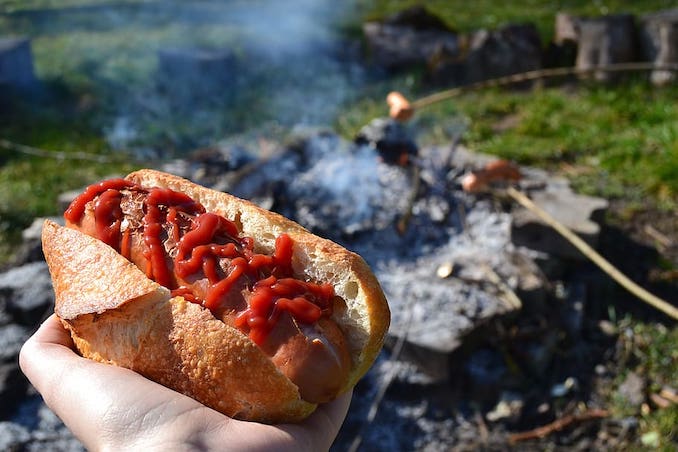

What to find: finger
left=280, top=390, right=353, bottom=451
left=20, top=315, right=223, bottom=449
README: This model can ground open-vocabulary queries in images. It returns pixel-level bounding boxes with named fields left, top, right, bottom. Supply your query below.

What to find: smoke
left=85, top=0, right=366, bottom=152
left=289, top=142, right=383, bottom=234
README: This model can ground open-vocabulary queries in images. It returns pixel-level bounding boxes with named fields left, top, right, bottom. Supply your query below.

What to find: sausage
left=64, top=179, right=352, bottom=404
left=461, top=159, right=522, bottom=192
left=387, top=91, right=415, bottom=122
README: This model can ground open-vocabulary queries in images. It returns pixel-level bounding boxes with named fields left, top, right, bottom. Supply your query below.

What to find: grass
left=357, top=0, right=677, bottom=40
left=0, top=98, right=139, bottom=261
left=335, top=80, right=678, bottom=209
left=1, top=0, right=677, bottom=447
left=608, top=319, right=678, bottom=449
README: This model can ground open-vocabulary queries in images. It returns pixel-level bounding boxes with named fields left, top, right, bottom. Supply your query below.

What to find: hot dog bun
left=41, top=169, right=390, bottom=423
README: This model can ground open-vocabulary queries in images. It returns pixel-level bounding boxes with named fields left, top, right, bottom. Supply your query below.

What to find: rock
left=550, top=377, right=579, bottom=397
left=0, top=324, right=28, bottom=363
left=486, top=391, right=525, bottom=423
left=21, top=217, right=62, bottom=243
left=1, top=217, right=63, bottom=270
left=363, top=7, right=459, bottom=70
left=0, top=422, right=31, bottom=451
left=510, top=182, right=608, bottom=259
left=0, top=262, right=54, bottom=325
left=0, top=37, right=37, bottom=89
left=378, top=207, right=526, bottom=382
left=639, top=9, right=678, bottom=86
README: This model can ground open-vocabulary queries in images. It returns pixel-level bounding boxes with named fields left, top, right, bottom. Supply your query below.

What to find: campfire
left=156, top=121, right=615, bottom=448
left=1, top=110, right=673, bottom=449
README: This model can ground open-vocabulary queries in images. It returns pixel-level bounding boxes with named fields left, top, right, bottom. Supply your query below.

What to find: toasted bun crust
left=42, top=169, right=390, bottom=423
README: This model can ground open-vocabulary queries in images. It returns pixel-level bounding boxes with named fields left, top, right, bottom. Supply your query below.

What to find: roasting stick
left=503, top=186, right=678, bottom=321
left=387, top=62, right=678, bottom=120
left=386, top=89, right=678, bottom=321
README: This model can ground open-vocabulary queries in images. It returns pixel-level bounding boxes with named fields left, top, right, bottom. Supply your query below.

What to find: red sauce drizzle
left=65, top=179, right=334, bottom=345
left=64, top=179, right=134, bottom=223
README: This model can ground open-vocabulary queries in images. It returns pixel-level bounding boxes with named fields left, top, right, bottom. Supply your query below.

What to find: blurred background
left=1, top=1, right=677, bottom=450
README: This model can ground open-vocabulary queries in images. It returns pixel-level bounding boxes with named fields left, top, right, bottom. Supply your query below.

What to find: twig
left=644, top=224, right=674, bottom=249
left=508, top=409, right=609, bottom=443
left=396, top=164, right=421, bottom=235
left=505, top=186, right=678, bottom=321
left=410, top=63, right=678, bottom=111
left=0, top=138, right=129, bottom=163
left=481, top=263, right=522, bottom=310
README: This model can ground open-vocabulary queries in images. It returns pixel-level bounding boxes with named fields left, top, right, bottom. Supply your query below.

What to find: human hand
left=20, top=314, right=352, bottom=451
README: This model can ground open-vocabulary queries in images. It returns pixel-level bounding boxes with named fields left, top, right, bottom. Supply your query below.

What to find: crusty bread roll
left=41, top=169, right=390, bottom=423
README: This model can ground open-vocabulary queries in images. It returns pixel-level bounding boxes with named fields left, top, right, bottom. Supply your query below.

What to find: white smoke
left=83, top=0, right=366, bottom=151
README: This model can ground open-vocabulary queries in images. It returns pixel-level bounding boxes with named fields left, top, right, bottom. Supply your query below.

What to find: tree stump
left=554, top=13, right=579, bottom=45
left=0, top=37, right=37, bottom=89
left=574, top=14, right=638, bottom=82
left=639, top=9, right=678, bottom=86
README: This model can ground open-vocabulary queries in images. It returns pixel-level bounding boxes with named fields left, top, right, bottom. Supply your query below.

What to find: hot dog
left=461, top=159, right=522, bottom=192
left=41, top=169, right=390, bottom=423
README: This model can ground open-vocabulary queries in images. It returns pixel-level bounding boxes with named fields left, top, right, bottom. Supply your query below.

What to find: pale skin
left=19, top=314, right=352, bottom=452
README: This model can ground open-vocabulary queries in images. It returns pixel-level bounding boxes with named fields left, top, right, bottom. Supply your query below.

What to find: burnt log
left=545, top=13, right=579, bottom=68
left=639, top=9, right=678, bottom=86
left=573, top=14, right=638, bottom=82
left=429, top=23, right=542, bottom=86
left=363, top=6, right=459, bottom=71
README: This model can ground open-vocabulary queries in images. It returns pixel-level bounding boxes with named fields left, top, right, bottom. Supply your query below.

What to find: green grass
left=0, top=103, right=139, bottom=262
left=608, top=319, right=678, bottom=449
left=358, top=0, right=677, bottom=40
left=335, top=80, right=678, bottom=209
left=461, top=83, right=678, bottom=204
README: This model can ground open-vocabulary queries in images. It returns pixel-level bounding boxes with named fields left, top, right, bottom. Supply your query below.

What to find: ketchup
left=65, top=179, right=335, bottom=345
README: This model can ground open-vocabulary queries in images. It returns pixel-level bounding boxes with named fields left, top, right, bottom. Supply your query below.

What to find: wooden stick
left=0, top=138, right=123, bottom=163
left=410, top=63, right=678, bottom=111
left=505, top=186, right=678, bottom=321
left=508, top=409, right=609, bottom=443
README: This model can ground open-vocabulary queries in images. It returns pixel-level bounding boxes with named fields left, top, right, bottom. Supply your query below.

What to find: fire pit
left=1, top=125, right=619, bottom=450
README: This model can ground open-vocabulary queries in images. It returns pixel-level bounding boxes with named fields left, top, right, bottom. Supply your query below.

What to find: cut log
left=574, top=14, right=638, bottom=82
left=639, top=9, right=678, bottom=86
left=554, top=13, right=579, bottom=44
